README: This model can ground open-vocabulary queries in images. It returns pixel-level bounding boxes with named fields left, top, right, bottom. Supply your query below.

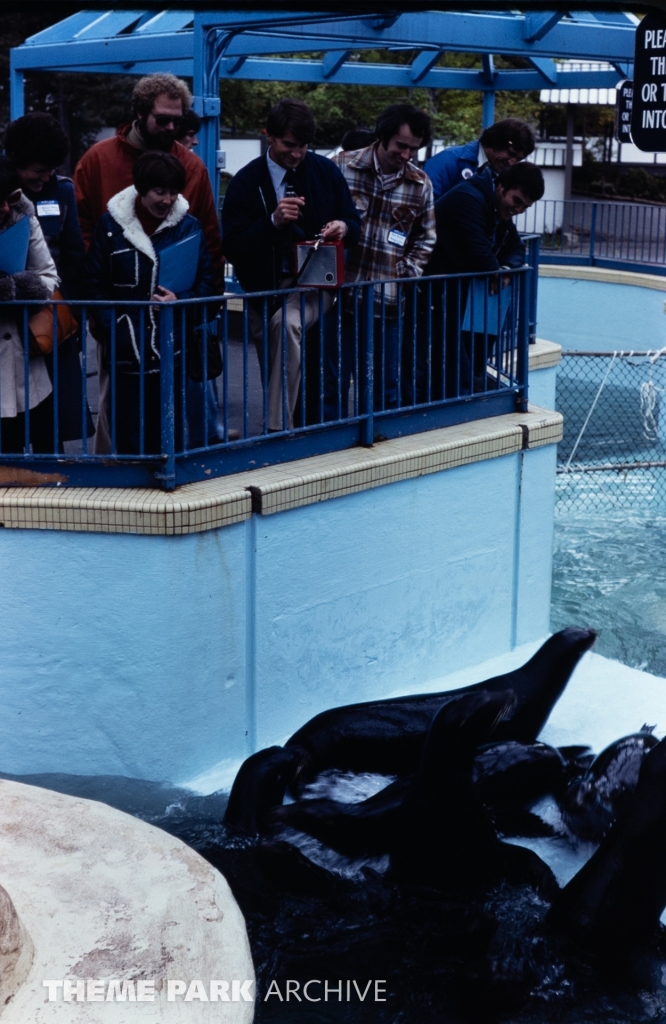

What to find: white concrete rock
left=0, top=780, right=254, bottom=1021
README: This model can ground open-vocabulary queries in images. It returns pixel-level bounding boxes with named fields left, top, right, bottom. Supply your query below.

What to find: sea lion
left=560, top=727, right=659, bottom=842
left=387, top=690, right=558, bottom=897
left=273, top=739, right=571, bottom=857
left=285, top=627, right=597, bottom=792
left=549, top=732, right=666, bottom=955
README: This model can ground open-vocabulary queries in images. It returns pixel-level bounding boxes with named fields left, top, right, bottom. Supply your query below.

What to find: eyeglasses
left=0, top=189, right=22, bottom=206
left=151, top=114, right=185, bottom=129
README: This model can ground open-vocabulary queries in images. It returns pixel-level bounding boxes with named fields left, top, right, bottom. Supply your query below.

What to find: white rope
left=564, top=351, right=617, bottom=472
left=640, top=348, right=666, bottom=442
left=640, top=379, right=659, bottom=442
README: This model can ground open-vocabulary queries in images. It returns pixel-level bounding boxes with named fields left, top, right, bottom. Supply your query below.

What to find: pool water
left=551, top=508, right=666, bottom=678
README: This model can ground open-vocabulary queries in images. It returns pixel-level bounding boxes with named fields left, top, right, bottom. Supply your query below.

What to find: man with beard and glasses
left=74, top=73, right=222, bottom=288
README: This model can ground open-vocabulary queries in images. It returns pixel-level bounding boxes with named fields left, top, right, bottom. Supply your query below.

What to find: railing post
left=516, top=269, right=529, bottom=413
left=527, top=235, right=539, bottom=346
left=363, top=284, right=374, bottom=446
left=157, top=303, right=176, bottom=490
left=589, top=202, right=598, bottom=265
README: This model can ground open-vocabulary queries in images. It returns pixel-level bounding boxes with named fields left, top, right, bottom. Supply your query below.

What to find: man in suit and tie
left=222, top=99, right=360, bottom=431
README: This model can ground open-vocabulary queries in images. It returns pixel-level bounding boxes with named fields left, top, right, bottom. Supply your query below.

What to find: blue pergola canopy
left=10, top=8, right=637, bottom=199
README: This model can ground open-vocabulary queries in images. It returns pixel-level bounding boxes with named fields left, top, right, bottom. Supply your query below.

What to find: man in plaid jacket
left=330, top=103, right=436, bottom=414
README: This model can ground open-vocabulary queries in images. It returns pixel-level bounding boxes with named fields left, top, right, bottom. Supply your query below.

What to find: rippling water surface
left=551, top=506, right=666, bottom=677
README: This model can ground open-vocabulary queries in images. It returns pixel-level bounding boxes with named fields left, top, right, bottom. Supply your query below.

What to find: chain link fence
left=556, top=351, right=666, bottom=511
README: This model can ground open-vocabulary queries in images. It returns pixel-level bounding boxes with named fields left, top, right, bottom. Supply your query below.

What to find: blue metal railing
left=0, top=247, right=537, bottom=490
left=516, top=199, right=666, bottom=275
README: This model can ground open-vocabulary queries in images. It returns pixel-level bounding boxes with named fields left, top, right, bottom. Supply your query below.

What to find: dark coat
left=86, top=186, right=214, bottom=374
left=221, top=151, right=361, bottom=294
left=23, top=175, right=85, bottom=299
left=425, top=169, right=526, bottom=278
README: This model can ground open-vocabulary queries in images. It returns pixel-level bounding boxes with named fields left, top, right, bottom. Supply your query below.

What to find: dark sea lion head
left=562, top=778, right=613, bottom=841
left=562, top=731, right=661, bottom=842
left=496, top=627, right=597, bottom=742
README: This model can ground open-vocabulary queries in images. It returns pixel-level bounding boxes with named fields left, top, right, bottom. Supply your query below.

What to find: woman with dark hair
left=5, top=111, right=94, bottom=448
left=0, top=155, right=59, bottom=452
left=86, top=151, right=216, bottom=455
left=175, top=109, right=201, bottom=151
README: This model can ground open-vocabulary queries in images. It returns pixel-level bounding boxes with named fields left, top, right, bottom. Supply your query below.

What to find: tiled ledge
left=530, top=338, right=561, bottom=370
left=539, top=264, right=666, bottom=292
left=0, top=406, right=562, bottom=534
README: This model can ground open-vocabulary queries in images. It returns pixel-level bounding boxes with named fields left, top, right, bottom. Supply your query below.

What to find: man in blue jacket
left=222, top=99, right=360, bottom=431
left=424, top=118, right=535, bottom=202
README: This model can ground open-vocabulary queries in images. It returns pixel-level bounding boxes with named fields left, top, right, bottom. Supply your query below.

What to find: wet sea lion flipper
left=549, top=734, right=666, bottom=953
left=224, top=745, right=305, bottom=833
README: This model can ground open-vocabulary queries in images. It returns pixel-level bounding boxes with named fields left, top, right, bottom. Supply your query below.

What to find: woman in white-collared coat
left=0, top=156, right=58, bottom=453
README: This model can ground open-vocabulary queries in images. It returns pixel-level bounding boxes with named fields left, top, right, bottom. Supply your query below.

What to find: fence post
left=516, top=269, right=529, bottom=413
left=157, top=303, right=176, bottom=490
left=527, top=235, right=540, bottom=345
left=589, top=202, right=598, bottom=265
left=363, top=284, right=374, bottom=446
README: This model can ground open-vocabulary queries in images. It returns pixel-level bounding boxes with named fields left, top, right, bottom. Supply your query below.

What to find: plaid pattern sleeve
left=333, top=144, right=436, bottom=310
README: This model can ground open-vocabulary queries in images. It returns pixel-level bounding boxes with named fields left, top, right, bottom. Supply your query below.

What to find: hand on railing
left=488, top=273, right=511, bottom=295
left=151, top=285, right=177, bottom=303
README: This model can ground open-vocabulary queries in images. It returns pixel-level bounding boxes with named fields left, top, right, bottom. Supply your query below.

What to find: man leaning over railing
left=424, top=118, right=535, bottom=202
left=422, top=161, right=545, bottom=399
left=329, top=102, right=436, bottom=415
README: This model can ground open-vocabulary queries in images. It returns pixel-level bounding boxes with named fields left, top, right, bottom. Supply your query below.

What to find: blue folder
left=0, top=215, right=30, bottom=275
left=157, top=233, right=199, bottom=294
left=462, top=277, right=512, bottom=334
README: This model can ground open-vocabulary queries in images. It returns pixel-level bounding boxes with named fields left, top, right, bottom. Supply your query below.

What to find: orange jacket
left=74, top=125, right=224, bottom=290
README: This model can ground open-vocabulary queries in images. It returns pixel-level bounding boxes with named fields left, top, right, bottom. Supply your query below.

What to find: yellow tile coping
left=539, top=264, right=666, bottom=292
left=530, top=339, right=562, bottom=370
left=0, top=406, right=562, bottom=534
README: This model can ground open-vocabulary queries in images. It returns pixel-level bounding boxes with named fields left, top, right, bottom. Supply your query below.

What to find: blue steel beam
left=14, top=11, right=635, bottom=72
left=481, top=54, right=496, bottom=85
left=12, top=34, right=193, bottom=70
left=15, top=51, right=625, bottom=92
left=529, top=57, right=559, bottom=84
left=409, top=51, right=441, bottom=83
left=212, top=59, right=625, bottom=92
left=523, top=12, right=564, bottom=43
left=216, top=12, right=635, bottom=61
left=322, top=50, right=350, bottom=79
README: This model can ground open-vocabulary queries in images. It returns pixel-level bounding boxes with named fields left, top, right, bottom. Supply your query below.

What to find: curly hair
left=5, top=113, right=69, bottom=169
left=132, top=74, right=193, bottom=120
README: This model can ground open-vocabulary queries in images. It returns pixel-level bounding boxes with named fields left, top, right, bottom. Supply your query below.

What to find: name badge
left=36, top=201, right=60, bottom=217
left=387, top=228, right=407, bottom=247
